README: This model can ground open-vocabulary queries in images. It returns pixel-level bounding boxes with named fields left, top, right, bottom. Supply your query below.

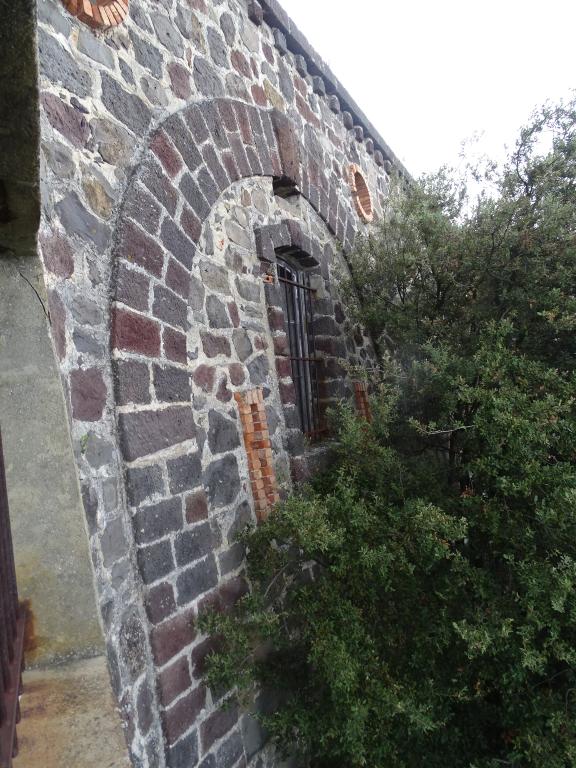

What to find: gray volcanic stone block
left=133, top=498, right=183, bottom=545
left=312, top=76, right=326, bottom=96
left=153, top=364, right=192, bottom=403
left=193, top=57, right=225, bottom=98
left=272, top=28, right=288, bottom=55
left=114, top=359, right=151, bottom=407
left=176, top=553, right=218, bottom=605
left=220, top=13, right=236, bottom=45
left=294, top=54, right=307, bottom=78
left=180, top=174, right=211, bottom=220
left=208, top=411, right=240, bottom=454
left=137, top=539, right=175, bottom=585
left=119, top=406, right=196, bottom=461
left=204, top=454, right=241, bottom=506
left=160, top=218, right=195, bottom=270
left=167, top=453, right=203, bottom=494
left=129, top=29, right=164, bottom=78
left=216, top=731, right=243, bottom=768
left=206, top=295, right=231, bottom=329
left=38, top=29, right=91, bottom=98
left=232, top=328, right=253, bottom=361
left=247, top=354, right=269, bottom=385
left=100, top=516, right=128, bottom=568
left=168, top=729, right=198, bottom=768
left=174, top=522, right=214, bottom=567
left=153, top=286, right=188, bottom=330
left=247, top=0, right=264, bottom=25
left=151, top=12, right=185, bottom=58
left=207, top=26, right=229, bottom=68
left=101, top=73, right=151, bottom=136
left=77, top=30, right=115, bottom=69
left=125, top=464, right=164, bottom=506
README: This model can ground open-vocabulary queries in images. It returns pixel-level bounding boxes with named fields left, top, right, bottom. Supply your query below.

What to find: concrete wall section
left=0, top=255, right=104, bottom=666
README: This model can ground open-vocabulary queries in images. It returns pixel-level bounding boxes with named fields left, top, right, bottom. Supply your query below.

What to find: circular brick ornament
left=62, top=0, right=128, bottom=29
left=349, top=164, right=373, bottom=223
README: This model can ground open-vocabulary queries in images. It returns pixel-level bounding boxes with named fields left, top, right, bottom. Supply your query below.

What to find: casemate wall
left=33, top=0, right=408, bottom=765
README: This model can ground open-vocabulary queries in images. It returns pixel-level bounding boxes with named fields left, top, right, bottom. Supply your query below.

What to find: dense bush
left=200, top=98, right=576, bottom=767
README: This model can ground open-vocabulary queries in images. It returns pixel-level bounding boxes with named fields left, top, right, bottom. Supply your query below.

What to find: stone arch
left=108, top=98, right=364, bottom=766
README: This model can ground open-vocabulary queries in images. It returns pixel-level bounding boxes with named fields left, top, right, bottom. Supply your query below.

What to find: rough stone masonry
left=15, top=0, right=409, bottom=765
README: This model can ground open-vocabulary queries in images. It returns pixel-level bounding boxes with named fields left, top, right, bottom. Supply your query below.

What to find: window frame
left=276, top=257, right=324, bottom=441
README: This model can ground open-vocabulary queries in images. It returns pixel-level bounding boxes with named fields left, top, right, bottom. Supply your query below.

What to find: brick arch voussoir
left=109, top=93, right=356, bottom=533
left=110, top=95, right=357, bottom=468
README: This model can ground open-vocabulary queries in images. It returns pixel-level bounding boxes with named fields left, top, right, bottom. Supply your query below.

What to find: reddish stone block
left=150, top=608, right=196, bottom=667
left=279, top=380, right=296, bottom=405
left=201, top=333, right=231, bottom=359
left=267, top=307, right=285, bottom=331
left=230, top=49, right=251, bottom=79
left=117, top=219, right=164, bottom=277
left=275, top=357, right=292, bottom=379
left=262, top=42, right=274, bottom=65
left=216, top=375, right=232, bottom=403
left=151, top=129, right=183, bottom=179
left=193, top=364, right=215, bottom=393
left=271, top=109, right=302, bottom=184
left=200, top=702, right=239, bottom=754
left=70, top=368, right=107, bottom=422
left=233, top=103, right=253, bottom=146
left=145, top=582, right=177, bottom=625
left=41, top=92, right=91, bottom=148
left=251, top=84, right=267, bottom=107
left=221, top=152, right=240, bottom=183
left=185, top=489, right=209, bottom=524
left=164, top=327, right=187, bottom=364
left=168, top=61, right=192, bottom=101
left=40, top=229, right=74, bottom=278
left=273, top=333, right=290, bottom=356
left=180, top=206, right=202, bottom=243
left=254, top=335, right=268, bottom=351
left=112, top=307, right=161, bottom=358
left=227, top=302, right=240, bottom=328
left=228, top=363, right=245, bottom=386
left=158, top=656, right=192, bottom=707
left=162, top=685, right=206, bottom=745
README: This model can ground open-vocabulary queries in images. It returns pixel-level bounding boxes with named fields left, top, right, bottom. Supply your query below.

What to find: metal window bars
left=0, top=428, right=25, bottom=768
left=277, top=259, right=324, bottom=441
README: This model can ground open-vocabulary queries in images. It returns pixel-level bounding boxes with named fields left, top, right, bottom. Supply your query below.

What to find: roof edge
left=257, top=0, right=411, bottom=180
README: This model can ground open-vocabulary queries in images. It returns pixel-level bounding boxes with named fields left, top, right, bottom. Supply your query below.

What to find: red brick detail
left=235, top=388, right=280, bottom=522
left=63, top=0, right=128, bottom=29
left=349, top=164, right=374, bottom=224
left=354, top=381, right=372, bottom=422
left=112, top=307, right=161, bottom=358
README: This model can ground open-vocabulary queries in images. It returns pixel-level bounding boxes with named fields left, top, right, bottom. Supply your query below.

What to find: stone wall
left=34, top=0, right=400, bottom=765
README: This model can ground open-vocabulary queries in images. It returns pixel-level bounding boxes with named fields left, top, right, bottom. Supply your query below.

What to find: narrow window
left=277, top=259, right=323, bottom=440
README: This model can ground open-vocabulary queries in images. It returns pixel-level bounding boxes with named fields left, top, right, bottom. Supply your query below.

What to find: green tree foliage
left=200, top=98, right=576, bottom=767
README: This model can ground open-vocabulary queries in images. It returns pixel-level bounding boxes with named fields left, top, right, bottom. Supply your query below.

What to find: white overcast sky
left=280, top=0, right=576, bottom=177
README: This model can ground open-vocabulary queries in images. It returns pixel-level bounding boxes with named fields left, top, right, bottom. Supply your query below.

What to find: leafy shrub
left=200, top=99, right=576, bottom=768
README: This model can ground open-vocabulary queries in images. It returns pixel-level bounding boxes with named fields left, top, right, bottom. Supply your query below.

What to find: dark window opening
left=277, top=259, right=324, bottom=441
left=273, top=176, right=300, bottom=198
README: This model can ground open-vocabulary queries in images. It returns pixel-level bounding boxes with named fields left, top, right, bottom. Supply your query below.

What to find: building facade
left=0, top=1, right=408, bottom=766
